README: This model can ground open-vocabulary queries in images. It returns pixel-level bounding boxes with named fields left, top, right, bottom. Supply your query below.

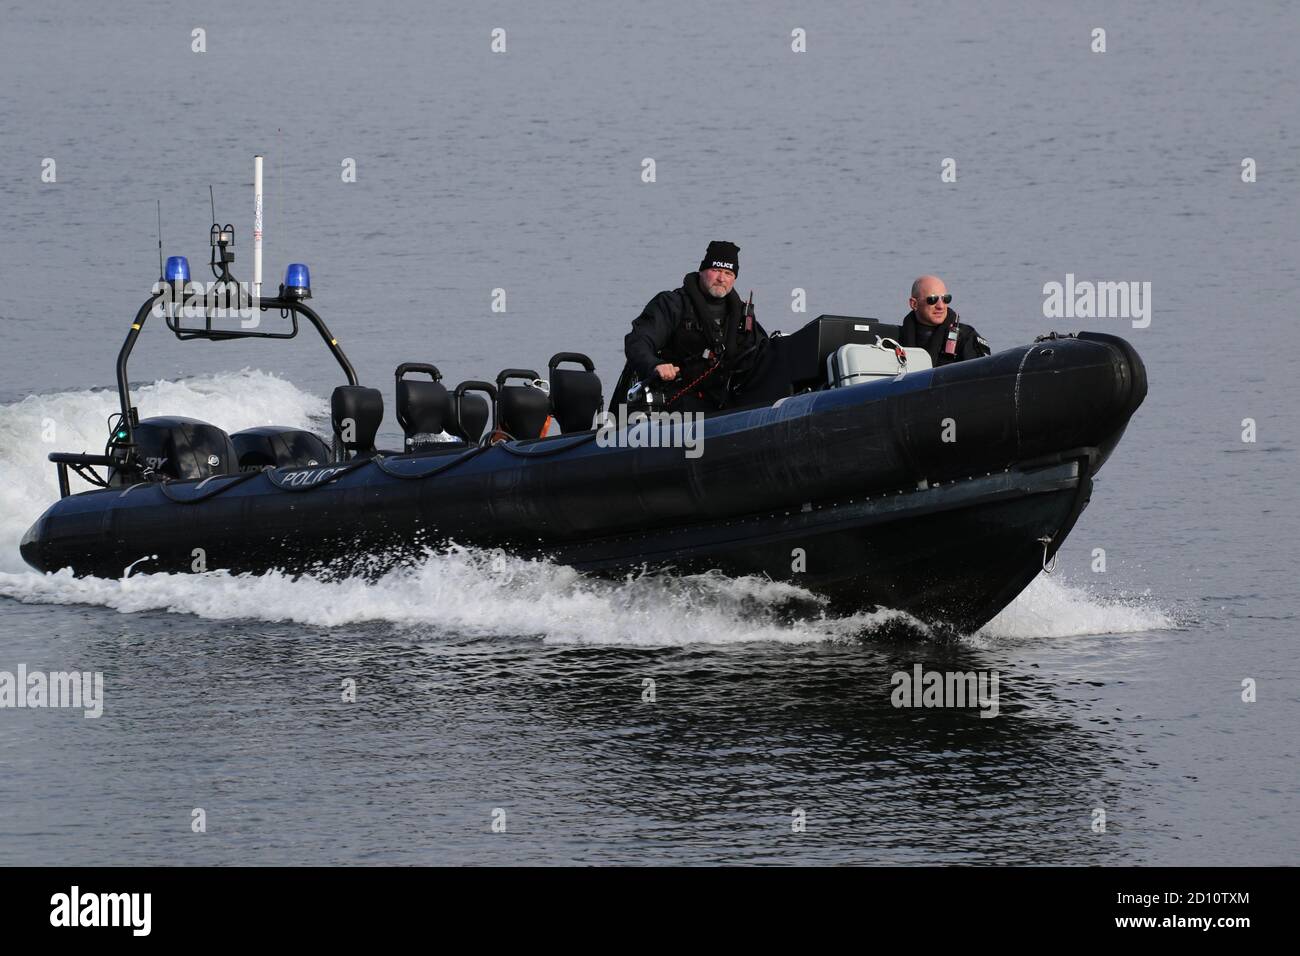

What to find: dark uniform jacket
left=623, top=273, right=770, bottom=410
left=900, top=309, right=991, bottom=366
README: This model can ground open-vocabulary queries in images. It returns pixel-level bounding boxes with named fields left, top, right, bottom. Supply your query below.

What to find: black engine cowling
left=118, top=416, right=239, bottom=482
left=231, top=426, right=332, bottom=470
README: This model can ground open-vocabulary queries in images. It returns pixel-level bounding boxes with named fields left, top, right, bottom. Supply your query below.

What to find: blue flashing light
left=164, top=255, right=190, bottom=284
left=284, top=262, right=311, bottom=298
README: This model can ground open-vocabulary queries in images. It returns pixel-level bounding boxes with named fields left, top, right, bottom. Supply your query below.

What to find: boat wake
left=0, top=547, right=1175, bottom=646
left=0, top=374, right=1177, bottom=645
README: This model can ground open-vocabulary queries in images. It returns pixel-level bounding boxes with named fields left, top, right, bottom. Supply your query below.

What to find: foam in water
left=0, top=548, right=901, bottom=646
left=978, top=573, right=1176, bottom=640
left=0, top=376, right=1178, bottom=646
left=0, top=550, right=1176, bottom=647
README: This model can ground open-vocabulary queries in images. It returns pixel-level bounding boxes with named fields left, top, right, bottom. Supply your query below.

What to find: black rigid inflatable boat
left=20, top=228, right=1147, bottom=635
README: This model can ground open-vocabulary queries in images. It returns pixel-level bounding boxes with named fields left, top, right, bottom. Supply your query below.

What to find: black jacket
left=900, top=309, right=991, bottom=366
left=623, top=273, right=770, bottom=408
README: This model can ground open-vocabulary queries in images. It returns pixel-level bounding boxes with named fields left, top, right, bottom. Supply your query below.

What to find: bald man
left=900, top=275, right=991, bottom=365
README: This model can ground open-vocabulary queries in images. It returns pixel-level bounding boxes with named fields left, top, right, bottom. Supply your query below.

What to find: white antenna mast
left=253, top=154, right=264, bottom=297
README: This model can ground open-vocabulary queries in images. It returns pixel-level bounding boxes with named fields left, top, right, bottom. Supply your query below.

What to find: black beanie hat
left=699, top=240, right=739, bottom=276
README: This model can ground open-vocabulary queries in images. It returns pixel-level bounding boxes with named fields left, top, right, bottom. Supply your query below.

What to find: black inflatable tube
left=21, top=334, right=1145, bottom=597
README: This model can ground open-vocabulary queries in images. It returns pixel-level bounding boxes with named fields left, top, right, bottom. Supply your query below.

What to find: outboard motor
left=547, top=352, right=603, bottom=433
left=330, top=385, right=384, bottom=459
left=496, top=369, right=552, bottom=439
left=395, top=363, right=451, bottom=451
left=447, top=381, right=495, bottom=443
left=113, top=416, right=239, bottom=484
left=231, top=426, right=331, bottom=470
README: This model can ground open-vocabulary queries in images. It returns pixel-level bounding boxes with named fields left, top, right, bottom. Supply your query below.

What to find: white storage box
left=827, top=339, right=932, bottom=387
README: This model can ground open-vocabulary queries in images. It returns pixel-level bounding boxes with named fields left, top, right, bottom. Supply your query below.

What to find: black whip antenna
left=156, top=199, right=164, bottom=277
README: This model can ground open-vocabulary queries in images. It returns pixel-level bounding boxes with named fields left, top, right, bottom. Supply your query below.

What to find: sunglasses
left=921, top=294, right=953, bottom=306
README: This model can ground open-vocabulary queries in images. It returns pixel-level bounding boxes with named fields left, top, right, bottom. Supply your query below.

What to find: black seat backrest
left=231, top=426, right=331, bottom=470
left=330, top=385, right=384, bottom=458
left=547, top=352, right=604, bottom=433
left=447, top=381, right=496, bottom=443
left=395, top=363, right=451, bottom=450
left=496, top=369, right=552, bottom=439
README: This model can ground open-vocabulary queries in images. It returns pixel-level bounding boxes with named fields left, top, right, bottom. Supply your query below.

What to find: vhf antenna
left=156, top=200, right=164, bottom=277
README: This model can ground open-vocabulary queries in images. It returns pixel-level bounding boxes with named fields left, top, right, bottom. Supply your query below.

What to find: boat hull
left=20, top=332, right=1145, bottom=633
left=554, top=456, right=1093, bottom=634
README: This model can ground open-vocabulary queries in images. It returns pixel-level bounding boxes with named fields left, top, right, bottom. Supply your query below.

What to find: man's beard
left=706, top=283, right=729, bottom=298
